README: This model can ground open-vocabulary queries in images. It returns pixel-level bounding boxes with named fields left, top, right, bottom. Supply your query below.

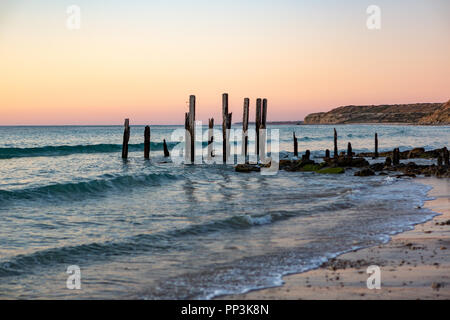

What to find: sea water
left=0, top=124, right=448, bottom=299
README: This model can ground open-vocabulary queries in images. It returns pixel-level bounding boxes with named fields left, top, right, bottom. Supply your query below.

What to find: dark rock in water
left=385, top=157, right=392, bottom=167
left=349, top=157, right=369, bottom=167
left=434, top=167, right=450, bottom=178
left=444, top=147, right=449, bottom=166
left=407, top=148, right=425, bottom=159
left=327, top=156, right=369, bottom=168
left=396, top=173, right=416, bottom=178
left=235, top=164, right=260, bottom=173
left=378, top=172, right=388, bottom=175
left=347, top=143, right=353, bottom=158
left=389, top=161, right=450, bottom=178
left=278, top=148, right=450, bottom=178
left=285, top=159, right=316, bottom=172
left=317, top=167, right=345, bottom=174
left=431, top=282, right=441, bottom=291
left=406, top=162, right=419, bottom=169
left=279, top=159, right=294, bottom=170
left=369, top=163, right=385, bottom=171
left=325, top=149, right=330, bottom=159
left=355, top=168, right=375, bottom=176
left=302, top=150, right=311, bottom=161
left=358, top=147, right=446, bottom=160
left=279, top=159, right=317, bottom=172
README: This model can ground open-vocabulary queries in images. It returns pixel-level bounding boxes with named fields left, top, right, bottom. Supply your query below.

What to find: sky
left=0, top=0, right=449, bottom=125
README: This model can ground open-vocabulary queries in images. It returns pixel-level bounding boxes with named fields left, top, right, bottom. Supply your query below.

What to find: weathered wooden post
left=144, top=125, right=150, bottom=159
left=347, top=142, right=352, bottom=159
left=255, top=98, right=262, bottom=157
left=185, top=112, right=189, bottom=162
left=334, top=128, right=338, bottom=159
left=293, top=132, right=298, bottom=157
left=122, top=119, right=130, bottom=159
left=208, top=118, right=214, bottom=159
left=260, top=99, right=268, bottom=160
left=222, top=93, right=228, bottom=163
left=374, top=133, right=379, bottom=158
left=325, top=149, right=330, bottom=158
left=393, top=148, right=400, bottom=166
left=189, top=95, right=195, bottom=163
left=262, top=99, right=267, bottom=129
left=163, top=139, right=170, bottom=157
left=185, top=95, right=196, bottom=163
left=242, top=98, right=249, bottom=159
left=222, top=93, right=232, bottom=163
left=443, top=147, right=449, bottom=166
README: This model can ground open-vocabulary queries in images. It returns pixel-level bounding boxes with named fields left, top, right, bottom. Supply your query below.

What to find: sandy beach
left=220, top=177, right=450, bottom=300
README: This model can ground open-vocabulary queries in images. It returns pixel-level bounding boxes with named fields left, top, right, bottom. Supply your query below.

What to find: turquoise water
left=0, top=124, right=448, bottom=299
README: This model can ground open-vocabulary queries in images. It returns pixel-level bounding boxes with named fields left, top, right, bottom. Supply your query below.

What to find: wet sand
left=219, top=177, right=450, bottom=300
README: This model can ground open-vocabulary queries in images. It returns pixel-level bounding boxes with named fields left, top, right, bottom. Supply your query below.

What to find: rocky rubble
left=235, top=147, right=450, bottom=178
left=358, top=147, right=448, bottom=160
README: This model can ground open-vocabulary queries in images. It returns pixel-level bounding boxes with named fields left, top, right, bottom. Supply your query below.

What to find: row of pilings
left=120, top=93, right=268, bottom=162
left=119, top=94, right=449, bottom=167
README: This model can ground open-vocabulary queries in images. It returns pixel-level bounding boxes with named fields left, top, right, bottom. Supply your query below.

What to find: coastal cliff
left=418, top=100, right=450, bottom=125
left=304, top=101, right=449, bottom=125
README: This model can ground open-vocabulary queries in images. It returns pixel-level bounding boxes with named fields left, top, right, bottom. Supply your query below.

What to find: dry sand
left=219, top=177, right=450, bottom=300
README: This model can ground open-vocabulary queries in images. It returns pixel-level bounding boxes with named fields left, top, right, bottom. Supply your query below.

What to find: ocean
left=0, top=124, right=448, bottom=299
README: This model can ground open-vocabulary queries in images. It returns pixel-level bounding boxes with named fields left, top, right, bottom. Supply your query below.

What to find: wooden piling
left=302, top=150, right=310, bottom=161
left=163, top=139, right=170, bottom=157
left=222, top=93, right=232, bottom=163
left=185, top=112, right=189, bottom=161
left=438, top=154, right=443, bottom=167
left=334, top=128, right=338, bottom=159
left=255, top=99, right=262, bottom=157
left=260, top=99, right=268, bottom=160
left=443, top=147, right=449, bottom=166
left=293, top=132, right=298, bottom=157
left=208, top=118, right=214, bottom=159
left=189, top=95, right=195, bottom=163
left=226, top=113, right=232, bottom=161
left=393, top=148, right=400, bottom=166
left=144, top=126, right=150, bottom=159
left=374, top=133, right=379, bottom=158
left=242, top=98, right=249, bottom=158
left=347, top=142, right=352, bottom=159
left=122, top=119, right=130, bottom=159
left=185, top=95, right=195, bottom=163
left=262, top=99, right=267, bottom=129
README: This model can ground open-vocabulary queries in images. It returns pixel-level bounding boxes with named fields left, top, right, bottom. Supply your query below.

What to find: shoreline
left=218, top=177, right=450, bottom=300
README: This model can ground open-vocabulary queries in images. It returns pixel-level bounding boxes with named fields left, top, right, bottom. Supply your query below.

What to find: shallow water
left=0, top=124, right=448, bottom=299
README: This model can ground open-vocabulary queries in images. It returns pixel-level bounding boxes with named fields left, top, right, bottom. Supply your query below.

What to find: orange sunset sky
left=0, top=0, right=449, bottom=125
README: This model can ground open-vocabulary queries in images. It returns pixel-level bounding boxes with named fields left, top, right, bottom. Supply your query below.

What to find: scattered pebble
left=431, top=282, right=441, bottom=291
